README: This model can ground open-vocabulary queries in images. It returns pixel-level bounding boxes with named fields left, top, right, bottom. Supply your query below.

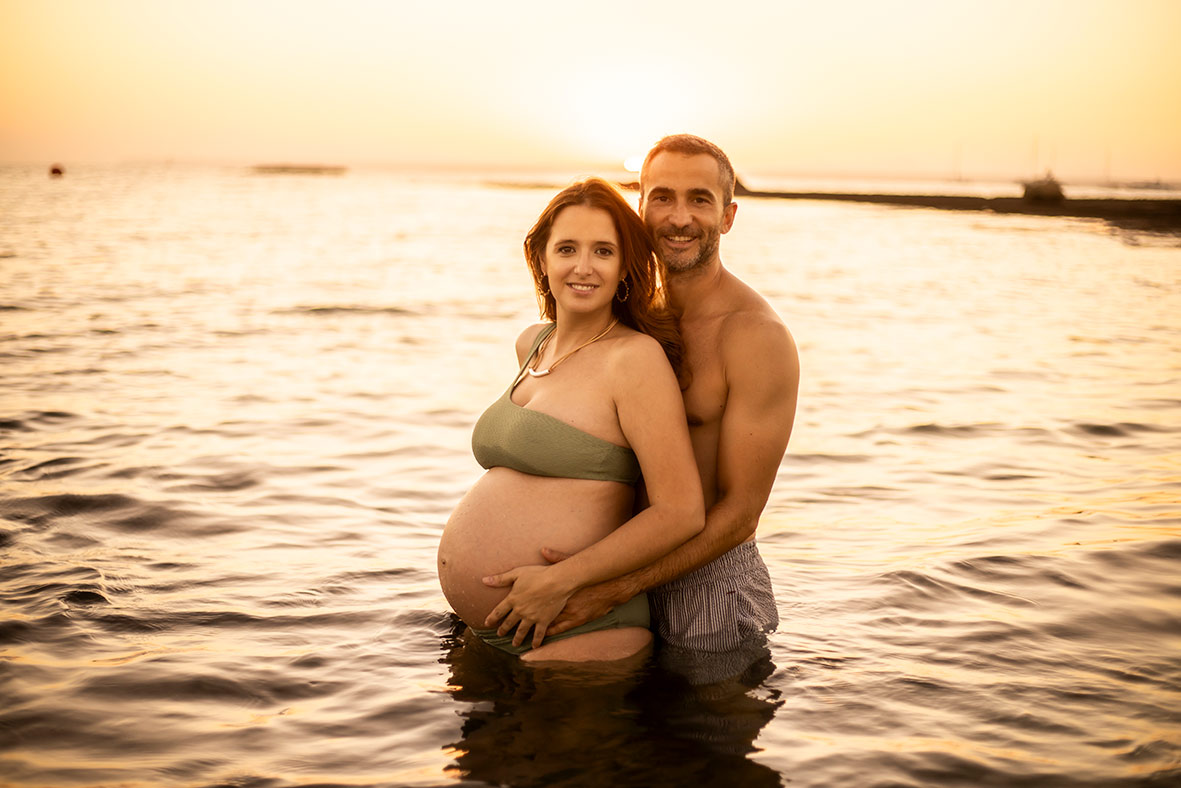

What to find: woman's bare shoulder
left=607, top=328, right=674, bottom=379
left=514, top=322, right=552, bottom=364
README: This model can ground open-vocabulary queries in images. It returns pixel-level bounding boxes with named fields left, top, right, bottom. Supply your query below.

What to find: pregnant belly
left=437, top=468, right=633, bottom=626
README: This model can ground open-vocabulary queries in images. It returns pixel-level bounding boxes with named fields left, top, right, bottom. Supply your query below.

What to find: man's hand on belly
left=538, top=548, right=634, bottom=637
left=544, top=583, right=621, bottom=636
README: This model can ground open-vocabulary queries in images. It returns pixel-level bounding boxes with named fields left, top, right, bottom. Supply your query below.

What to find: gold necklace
left=526, top=319, right=618, bottom=378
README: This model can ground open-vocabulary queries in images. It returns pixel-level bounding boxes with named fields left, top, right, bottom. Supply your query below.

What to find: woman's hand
left=481, top=564, right=574, bottom=650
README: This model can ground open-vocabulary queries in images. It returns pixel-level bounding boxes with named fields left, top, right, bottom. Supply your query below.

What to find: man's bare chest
left=681, top=344, right=726, bottom=429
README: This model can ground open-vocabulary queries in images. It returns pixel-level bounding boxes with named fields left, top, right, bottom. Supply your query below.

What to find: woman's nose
left=573, top=250, right=593, bottom=274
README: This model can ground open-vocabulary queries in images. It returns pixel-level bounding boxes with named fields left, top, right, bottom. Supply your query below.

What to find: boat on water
left=1022, top=171, right=1064, bottom=203
left=1127, top=179, right=1171, bottom=191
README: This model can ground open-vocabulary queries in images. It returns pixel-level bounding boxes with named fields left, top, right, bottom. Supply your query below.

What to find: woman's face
left=542, top=204, right=623, bottom=319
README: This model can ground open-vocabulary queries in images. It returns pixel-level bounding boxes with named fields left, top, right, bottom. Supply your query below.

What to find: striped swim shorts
left=649, top=540, right=778, bottom=652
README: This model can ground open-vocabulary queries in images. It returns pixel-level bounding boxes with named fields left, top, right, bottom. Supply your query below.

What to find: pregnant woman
left=438, top=178, right=703, bottom=662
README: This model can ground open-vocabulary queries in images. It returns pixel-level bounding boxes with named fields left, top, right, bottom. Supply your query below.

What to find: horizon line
left=2, top=158, right=1176, bottom=188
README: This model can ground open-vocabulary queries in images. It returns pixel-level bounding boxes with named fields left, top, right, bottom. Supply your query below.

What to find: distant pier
left=731, top=179, right=1181, bottom=232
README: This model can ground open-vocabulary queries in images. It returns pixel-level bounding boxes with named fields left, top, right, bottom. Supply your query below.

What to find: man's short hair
left=640, top=134, right=736, bottom=206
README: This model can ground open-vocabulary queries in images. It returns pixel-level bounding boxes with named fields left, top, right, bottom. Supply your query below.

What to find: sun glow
left=525, top=57, right=738, bottom=171
left=623, top=155, right=644, bottom=173
left=1, top=0, right=1178, bottom=179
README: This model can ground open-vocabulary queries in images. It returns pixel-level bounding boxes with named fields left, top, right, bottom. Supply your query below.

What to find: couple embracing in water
left=437, top=135, right=799, bottom=668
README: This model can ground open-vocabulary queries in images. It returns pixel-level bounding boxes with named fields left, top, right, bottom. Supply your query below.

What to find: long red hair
left=523, top=178, right=684, bottom=381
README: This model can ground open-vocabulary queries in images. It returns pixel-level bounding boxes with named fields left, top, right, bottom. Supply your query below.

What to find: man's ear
left=721, top=201, right=738, bottom=234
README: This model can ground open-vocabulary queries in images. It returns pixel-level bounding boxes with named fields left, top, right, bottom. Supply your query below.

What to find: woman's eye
left=596, top=247, right=614, bottom=256
left=556, top=245, right=574, bottom=254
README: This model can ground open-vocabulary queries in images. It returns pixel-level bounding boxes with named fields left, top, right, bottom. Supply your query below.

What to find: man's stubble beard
left=654, top=224, right=722, bottom=274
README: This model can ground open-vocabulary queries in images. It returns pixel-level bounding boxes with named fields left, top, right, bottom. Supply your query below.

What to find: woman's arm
left=482, top=333, right=704, bottom=649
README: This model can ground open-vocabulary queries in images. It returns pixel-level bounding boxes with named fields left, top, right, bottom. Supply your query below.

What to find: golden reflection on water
left=220, top=707, right=293, bottom=729
left=90, top=647, right=203, bottom=666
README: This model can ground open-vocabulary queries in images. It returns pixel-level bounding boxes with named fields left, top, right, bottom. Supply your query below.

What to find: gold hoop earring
left=540, top=278, right=551, bottom=298
left=616, top=278, right=630, bottom=303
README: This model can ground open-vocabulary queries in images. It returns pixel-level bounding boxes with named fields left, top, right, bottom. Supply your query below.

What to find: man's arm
left=545, top=313, right=799, bottom=633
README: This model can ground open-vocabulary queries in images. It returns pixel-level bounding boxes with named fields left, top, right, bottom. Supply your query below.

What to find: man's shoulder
left=720, top=310, right=795, bottom=374
left=716, top=275, right=790, bottom=346
left=711, top=274, right=797, bottom=378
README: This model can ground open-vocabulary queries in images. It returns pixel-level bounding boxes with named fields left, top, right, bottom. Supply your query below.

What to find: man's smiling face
left=640, top=152, right=736, bottom=273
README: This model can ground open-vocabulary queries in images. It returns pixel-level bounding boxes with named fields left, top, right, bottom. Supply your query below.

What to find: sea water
left=1, top=165, right=1178, bottom=787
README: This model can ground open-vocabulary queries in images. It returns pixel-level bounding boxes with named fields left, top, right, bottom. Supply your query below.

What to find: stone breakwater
left=730, top=180, right=1181, bottom=231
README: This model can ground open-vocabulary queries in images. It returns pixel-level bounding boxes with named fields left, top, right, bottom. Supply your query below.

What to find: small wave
left=75, top=670, right=332, bottom=705
left=853, top=422, right=1056, bottom=441
left=163, top=469, right=262, bottom=493
left=876, top=568, right=1039, bottom=609
left=51, top=366, right=106, bottom=376
left=1136, top=539, right=1181, bottom=560
left=0, top=609, right=72, bottom=644
left=275, top=305, right=418, bottom=317
left=0, top=410, right=79, bottom=432
left=949, top=554, right=1027, bottom=573
left=170, top=605, right=381, bottom=627
left=1069, top=421, right=1169, bottom=437
left=1119, top=740, right=1181, bottom=764
left=10, top=457, right=95, bottom=481
left=1133, top=397, right=1181, bottom=410
left=951, top=554, right=1090, bottom=591
left=784, top=452, right=872, bottom=464
left=983, top=471, right=1044, bottom=481
left=386, top=607, right=453, bottom=630
left=62, top=589, right=111, bottom=606
left=20, top=492, right=141, bottom=517
left=907, top=422, right=995, bottom=435
left=2, top=492, right=208, bottom=535
left=332, top=567, right=422, bottom=584
left=813, top=485, right=900, bottom=501
left=893, top=750, right=1077, bottom=787
left=1047, top=604, right=1181, bottom=643
left=0, top=619, right=36, bottom=644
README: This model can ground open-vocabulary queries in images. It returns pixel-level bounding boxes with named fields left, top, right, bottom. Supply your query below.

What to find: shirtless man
left=488, top=134, right=800, bottom=654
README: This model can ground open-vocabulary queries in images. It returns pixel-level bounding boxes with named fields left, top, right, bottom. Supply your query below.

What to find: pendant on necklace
left=523, top=318, right=617, bottom=382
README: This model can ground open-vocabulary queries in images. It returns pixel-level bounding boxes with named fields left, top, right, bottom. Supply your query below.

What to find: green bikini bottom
left=469, top=593, right=650, bottom=656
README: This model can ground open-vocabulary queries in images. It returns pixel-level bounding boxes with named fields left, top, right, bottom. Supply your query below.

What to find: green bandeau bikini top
left=471, top=324, right=641, bottom=484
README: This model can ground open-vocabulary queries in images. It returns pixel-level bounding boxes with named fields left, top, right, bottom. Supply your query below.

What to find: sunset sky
left=2, top=0, right=1179, bottom=182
